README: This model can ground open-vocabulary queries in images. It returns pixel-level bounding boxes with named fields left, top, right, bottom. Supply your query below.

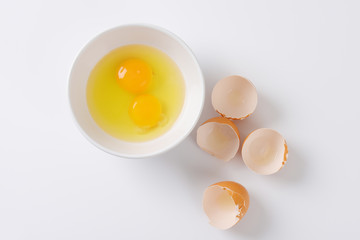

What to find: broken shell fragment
left=212, top=75, right=257, bottom=120
left=203, top=181, right=250, bottom=230
left=242, top=128, right=288, bottom=175
left=196, top=117, right=240, bottom=161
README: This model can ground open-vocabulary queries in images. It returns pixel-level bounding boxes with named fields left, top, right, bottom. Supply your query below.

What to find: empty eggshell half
left=212, top=75, right=257, bottom=120
left=203, top=181, right=249, bottom=230
left=242, top=128, right=288, bottom=175
left=196, top=117, right=240, bottom=161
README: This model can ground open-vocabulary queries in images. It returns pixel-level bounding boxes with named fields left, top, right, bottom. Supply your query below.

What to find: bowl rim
left=68, top=24, right=205, bottom=158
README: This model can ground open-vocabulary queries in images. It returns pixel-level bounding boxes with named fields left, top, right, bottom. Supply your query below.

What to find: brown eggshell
left=203, top=181, right=250, bottom=230
left=242, top=128, right=288, bottom=175
left=212, top=75, right=257, bottom=120
left=196, top=117, right=240, bottom=161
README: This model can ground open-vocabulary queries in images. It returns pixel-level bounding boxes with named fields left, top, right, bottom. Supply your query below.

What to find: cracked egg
left=196, top=117, right=240, bottom=161
left=203, top=181, right=249, bottom=230
left=242, top=128, right=288, bottom=175
left=212, top=75, right=257, bottom=120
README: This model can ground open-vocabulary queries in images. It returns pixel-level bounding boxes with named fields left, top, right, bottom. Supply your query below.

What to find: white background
left=1, top=0, right=360, bottom=239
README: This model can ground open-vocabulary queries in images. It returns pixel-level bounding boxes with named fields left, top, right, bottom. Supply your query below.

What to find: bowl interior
left=69, top=25, right=204, bottom=158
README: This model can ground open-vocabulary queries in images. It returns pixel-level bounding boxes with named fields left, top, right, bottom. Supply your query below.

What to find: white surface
left=69, top=25, right=204, bottom=158
left=1, top=0, right=359, bottom=239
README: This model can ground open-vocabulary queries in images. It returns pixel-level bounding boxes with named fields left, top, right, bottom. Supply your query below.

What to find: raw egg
left=203, top=181, right=249, bottom=230
left=86, top=44, right=185, bottom=142
left=242, top=128, right=288, bottom=175
left=117, top=58, right=153, bottom=94
left=196, top=117, right=240, bottom=161
left=129, top=94, right=162, bottom=128
left=212, top=75, right=257, bottom=120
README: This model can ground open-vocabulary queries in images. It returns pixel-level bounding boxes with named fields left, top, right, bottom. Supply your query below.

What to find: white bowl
left=68, top=24, right=204, bottom=158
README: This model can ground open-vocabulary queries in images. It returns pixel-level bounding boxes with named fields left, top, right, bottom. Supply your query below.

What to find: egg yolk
left=117, top=59, right=152, bottom=94
left=129, top=94, right=162, bottom=128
